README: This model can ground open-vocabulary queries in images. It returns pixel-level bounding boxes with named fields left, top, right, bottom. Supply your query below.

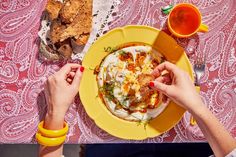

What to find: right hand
left=150, top=61, right=204, bottom=112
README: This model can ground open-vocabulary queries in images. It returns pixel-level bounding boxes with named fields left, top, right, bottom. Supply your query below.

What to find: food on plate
left=41, top=0, right=92, bottom=59
left=96, top=44, right=168, bottom=122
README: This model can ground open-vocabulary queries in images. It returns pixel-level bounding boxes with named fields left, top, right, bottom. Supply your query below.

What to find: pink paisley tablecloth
left=0, top=0, right=236, bottom=143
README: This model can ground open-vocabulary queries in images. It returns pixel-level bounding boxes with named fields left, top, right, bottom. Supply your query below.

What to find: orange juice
left=169, top=6, right=200, bottom=35
left=167, top=3, right=208, bottom=38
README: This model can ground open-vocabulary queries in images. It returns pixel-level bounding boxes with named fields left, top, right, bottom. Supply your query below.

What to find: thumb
left=71, top=66, right=84, bottom=88
left=149, top=81, right=169, bottom=95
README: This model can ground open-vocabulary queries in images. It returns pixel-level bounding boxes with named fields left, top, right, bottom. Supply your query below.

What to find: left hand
left=44, top=63, right=84, bottom=128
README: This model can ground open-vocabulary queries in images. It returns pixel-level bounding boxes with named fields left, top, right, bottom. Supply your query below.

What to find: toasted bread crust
left=137, top=74, right=154, bottom=87
left=48, top=0, right=92, bottom=44
left=43, top=0, right=93, bottom=59
left=60, top=0, right=82, bottom=24
left=46, top=0, right=63, bottom=20
left=50, top=20, right=66, bottom=44
left=59, top=0, right=92, bottom=42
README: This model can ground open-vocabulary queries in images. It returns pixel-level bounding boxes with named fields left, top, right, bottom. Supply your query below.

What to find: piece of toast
left=50, top=20, right=66, bottom=44
left=59, top=0, right=92, bottom=43
left=60, top=0, right=82, bottom=24
left=42, top=0, right=92, bottom=60
left=46, top=0, right=63, bottom=20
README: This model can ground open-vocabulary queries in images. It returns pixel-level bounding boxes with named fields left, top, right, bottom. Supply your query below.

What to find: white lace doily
left=38, top=0, right=121, bottom=61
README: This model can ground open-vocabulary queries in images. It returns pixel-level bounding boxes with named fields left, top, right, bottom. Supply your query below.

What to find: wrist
left=46, top=100, right=69, bottom=118
left=188, top=101, right=208, bottom=116
left=46, top=109, right=66, bottom=119
left=44, top=112, right=66, bottom=130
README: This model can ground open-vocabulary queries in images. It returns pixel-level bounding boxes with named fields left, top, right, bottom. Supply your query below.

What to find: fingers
left=152, top=61, right=180, bottom=77
left=153, top=78, right=168, bottom=103
left=66, top=78, right=73, bottom=84
left=57, top=63, right=81, bottom=77
left=152, top=68, right=161, bottom=77
left=150, top=80, right=172, bottom=103
left=66, top=71, right=76, bottom=84
left=149, top=81, right=169, bottom=95
left=154, top=74, right=172, bottom=102
left=66, top=66, right=84, bottom=85
left=155, top=74, right=171, bottom=85
left=71, top=66, right=84, bottom=88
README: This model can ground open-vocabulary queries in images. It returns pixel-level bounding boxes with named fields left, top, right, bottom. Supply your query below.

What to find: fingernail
left=80, top=66, right=84, bottom=72
left=149, top=81, right=155, bottom=87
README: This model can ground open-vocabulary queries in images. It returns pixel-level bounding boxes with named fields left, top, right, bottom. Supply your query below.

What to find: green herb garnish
left=136, top=120, right=142, bottom=126
left=100, top=82, right=115, bottom=101
left=118, top=50, right=127, bottom=55
left=136, top=117, right=153, bottom=130
left=104, top=46, right=118, bottom=53
left=89, top=67, right=95, bottom=70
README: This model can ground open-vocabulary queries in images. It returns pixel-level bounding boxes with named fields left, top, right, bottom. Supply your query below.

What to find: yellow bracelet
left=36, top=132, right=66, bottom=147
left=38, top=121, right=69, bottom=138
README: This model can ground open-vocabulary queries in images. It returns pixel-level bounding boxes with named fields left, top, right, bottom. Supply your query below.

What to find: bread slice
left=59, top=0, right=92, bottom=43
left=46, top=0, right=63, bottom=20
left=60, top=0, right=82, bottom=24
left=42, top=0, right=92, bottom=60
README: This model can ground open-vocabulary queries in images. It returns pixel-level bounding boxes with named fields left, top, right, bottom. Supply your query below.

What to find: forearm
left=191, top=103, right=236, bottom=157
left=39, top=145, right=63, bottom=157
left=39, top=113, right=65, bottom=157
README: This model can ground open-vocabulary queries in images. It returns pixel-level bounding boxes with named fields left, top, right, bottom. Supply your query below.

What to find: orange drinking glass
left=167, top=3, right=208, bottom=38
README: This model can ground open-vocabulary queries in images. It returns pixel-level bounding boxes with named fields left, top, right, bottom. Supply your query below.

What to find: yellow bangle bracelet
left=38, top=121, right=69, bottom=138
left=36, top=132, right=66, bottom=147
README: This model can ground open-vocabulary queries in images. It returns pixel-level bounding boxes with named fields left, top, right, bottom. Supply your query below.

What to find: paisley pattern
left=0, top=60, right=19, bottom=83
left=0, top=0, right=235, bottom=143
left=0, top=89, right=20, bottom=118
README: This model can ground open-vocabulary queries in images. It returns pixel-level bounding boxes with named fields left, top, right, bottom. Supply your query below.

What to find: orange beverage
left=167, top=3, right=208, bottom=38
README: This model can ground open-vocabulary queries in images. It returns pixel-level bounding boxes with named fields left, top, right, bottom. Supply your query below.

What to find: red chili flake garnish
left=119, top=52, right=133, bottom=61
left=147, top=104, right=155, bottom=109
left=135, top=52, right=147, bottom=67
left=151, top=60, right=159, bottom=68
left=123, top=83, right=130, bottom=92
left=130, top=102, right=136, bottom=107
left=127, top=63, right=135, bottom=72
left=154, top=104, right=159, bottom=108
left=140, top=52, right=147, bottom=57
left=139, top=108, right=147, bottom=113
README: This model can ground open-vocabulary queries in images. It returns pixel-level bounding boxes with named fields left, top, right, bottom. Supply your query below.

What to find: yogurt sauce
left=97, top=45, right=168, bottom=121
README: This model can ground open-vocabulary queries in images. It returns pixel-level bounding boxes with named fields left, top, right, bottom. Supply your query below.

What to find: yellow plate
left=79, top=25, right=193, bottom=140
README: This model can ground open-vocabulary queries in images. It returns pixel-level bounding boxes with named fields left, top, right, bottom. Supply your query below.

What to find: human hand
left=149, top=61, right=204, bottom=112
left=44, top=63, right=84, bottom=129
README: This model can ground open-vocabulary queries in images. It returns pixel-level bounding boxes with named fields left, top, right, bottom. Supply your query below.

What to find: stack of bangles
left=36, top=121, right=69, bottom=146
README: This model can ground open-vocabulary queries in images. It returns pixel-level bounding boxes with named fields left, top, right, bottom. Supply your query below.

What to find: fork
left=190, top=53, right=206, bottom=126
left=194, top=54, right=206, bottom=87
